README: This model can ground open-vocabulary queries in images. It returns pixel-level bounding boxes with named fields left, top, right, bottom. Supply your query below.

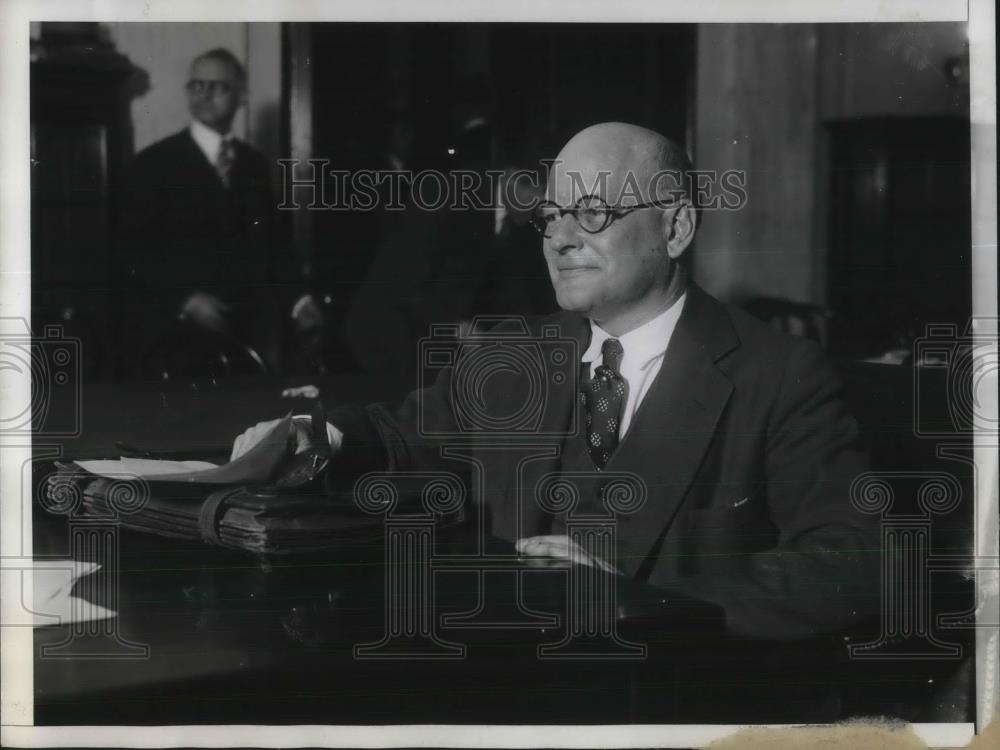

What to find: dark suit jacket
left=117, top=128, right=282, bottom=357
left=329, top=285, right=879, bottom=639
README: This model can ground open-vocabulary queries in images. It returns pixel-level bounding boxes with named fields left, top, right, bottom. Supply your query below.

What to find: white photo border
left=1, top=0, right=994, bottom=747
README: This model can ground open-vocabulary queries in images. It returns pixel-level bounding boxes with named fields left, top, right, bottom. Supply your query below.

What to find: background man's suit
left=327, top=285, right=880, bottom=640
left=117, top=128, right=281, bottom=370
left=342, top=188, right=557, bottom=374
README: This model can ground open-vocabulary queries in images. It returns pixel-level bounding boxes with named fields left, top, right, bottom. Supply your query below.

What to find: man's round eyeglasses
left=186, top=79, right=236, bottom=96
left=530, top=195, right=677, bottom=235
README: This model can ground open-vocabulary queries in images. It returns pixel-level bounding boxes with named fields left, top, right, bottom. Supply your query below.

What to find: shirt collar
left=581, top=293, right=687, bottom=370
left=189, top=120, right=232, bottom=162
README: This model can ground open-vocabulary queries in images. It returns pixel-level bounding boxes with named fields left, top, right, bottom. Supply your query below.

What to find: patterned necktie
left=581, top=338, right=629, bottom=470
left=215, top=138, right=235, bottom=188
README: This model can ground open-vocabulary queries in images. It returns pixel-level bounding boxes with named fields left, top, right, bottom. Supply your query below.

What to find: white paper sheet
left=31, top=560, right=115, bottom=627
left=75, top=414, right=293, bottom=484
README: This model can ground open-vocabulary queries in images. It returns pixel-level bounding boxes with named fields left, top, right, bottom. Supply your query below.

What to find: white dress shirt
left=580, top=293, right=687, bottom=438
left=189, top=120, right=233, bottom=167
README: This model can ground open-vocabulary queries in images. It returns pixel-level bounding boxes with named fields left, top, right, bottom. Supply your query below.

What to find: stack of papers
left=75, top=415, right=292, bottom=485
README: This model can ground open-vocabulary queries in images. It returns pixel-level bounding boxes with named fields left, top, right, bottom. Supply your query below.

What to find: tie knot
left=601, top=338, right=624, bottom=373
left=217, top=138, right=235, bottom=162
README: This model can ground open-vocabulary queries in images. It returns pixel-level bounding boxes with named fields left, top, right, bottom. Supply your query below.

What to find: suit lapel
left=608, top=286, right=739, bottom=577
left=228, top=141, right=257, bottom=189
left=179, top=129, right=230, bottom=190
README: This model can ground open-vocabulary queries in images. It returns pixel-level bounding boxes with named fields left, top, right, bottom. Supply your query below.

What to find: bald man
left=233, top=123, right=878, bottom=640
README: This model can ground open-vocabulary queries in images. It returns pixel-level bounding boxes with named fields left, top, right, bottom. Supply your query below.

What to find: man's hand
left=231, top=418, right=313, bottom=461
left=180, top=292, right=231, bottom=335
left=516, top=535, right=621, bottom=575
left=291, top=294, right=325, bottom=331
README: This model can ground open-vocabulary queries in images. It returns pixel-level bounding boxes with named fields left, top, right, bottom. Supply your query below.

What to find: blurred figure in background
left=293, top=109, right=421, bottom=375
left=339, top=108, right=436, bottom=374
left=341, top=86, right=500, bottom=374
left=383, top=109, right=416, bottom=174
left=341, top=82, right=554, bottom=374
left=472, top=160, right=558, bottom=318
left=448, top=75, right=496, bottom=170
left=117, top=48, right=282, bottom=376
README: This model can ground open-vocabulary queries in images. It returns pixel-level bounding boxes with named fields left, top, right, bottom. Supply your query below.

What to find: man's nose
left=546, top=213, right=582, bottom=255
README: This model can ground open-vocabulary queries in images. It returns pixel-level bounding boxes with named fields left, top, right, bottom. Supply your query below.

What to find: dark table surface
left=33, top=516, right=736, bottom=725
left=30, top=375, right=975, bottom=725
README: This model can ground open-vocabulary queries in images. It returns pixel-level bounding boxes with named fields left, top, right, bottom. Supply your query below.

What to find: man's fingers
left=516, top=537, right=553, bottom=556
left=231, top=431, right=248, bottom=461
left=592, top=556, right=620, bottom=575
left=515, top=538, right=534, bottom=555
left=291, top=421, right=312, bottom=455
left=518, top=535, right=565, bottom=553
left=517, top=536, right=570, bottom=560
left=516, top=538, right=567, bottom=569
left=527, top=535, right=569, bottom=545
left=231, top=419, right=289, bottom=462
left=519, top=555, right=566, bottom=569
left=515, top=535, right=620, bottom=575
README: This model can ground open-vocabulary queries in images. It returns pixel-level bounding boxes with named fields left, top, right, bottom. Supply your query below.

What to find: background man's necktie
left=581, top=338, right=629, bottom=470
left=215, top=138, right=235, bottom=188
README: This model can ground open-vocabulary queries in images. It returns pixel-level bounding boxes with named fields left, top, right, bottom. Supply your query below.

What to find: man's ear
left=662, top=201, right=696, bottom=260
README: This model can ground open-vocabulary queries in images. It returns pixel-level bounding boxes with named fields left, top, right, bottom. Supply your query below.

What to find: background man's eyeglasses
left=186, top=79, right=236, bottom=96
left=531, top=196, right=677, bottom=235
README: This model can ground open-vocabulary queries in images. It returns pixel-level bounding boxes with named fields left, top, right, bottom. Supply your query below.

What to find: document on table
left=31, top=560, right=115, bottom=627
left=74, top=414, right=292, bottom=484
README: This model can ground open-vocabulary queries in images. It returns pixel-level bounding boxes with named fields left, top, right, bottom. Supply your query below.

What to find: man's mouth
left=557, top=266, right=598, bottom=277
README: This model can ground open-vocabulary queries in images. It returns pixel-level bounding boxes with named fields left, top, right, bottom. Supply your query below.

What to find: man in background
left=472, top=160, right=558, bottom=318
left=117, top=48, right=281, bottom=375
